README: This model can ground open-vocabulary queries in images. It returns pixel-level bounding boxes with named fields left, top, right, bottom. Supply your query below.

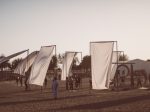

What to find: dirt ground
left=0, top=78, right=150, bottom=112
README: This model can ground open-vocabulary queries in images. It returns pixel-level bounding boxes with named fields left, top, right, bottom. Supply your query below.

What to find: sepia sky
left=0, top=0, right=150, bottom=60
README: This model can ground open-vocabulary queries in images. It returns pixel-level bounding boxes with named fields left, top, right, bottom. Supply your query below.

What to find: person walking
left=52, top=77, right=59, bottom=99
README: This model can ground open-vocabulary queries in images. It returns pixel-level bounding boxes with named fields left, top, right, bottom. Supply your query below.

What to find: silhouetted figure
left=24, top=77, right=28, bottom=91
left=78, top=75, right=81, bottom=88
left=20, top=76, right=23, bottom=87
left=120, top=76, right=125, bottom=88
left=58, top=74, right=61, bottom=80
left=52, top=77, right=58, bottom=99
left=137, top=76, right=142, bottom=88
left=24, top=67, right=31, bottom=91
left=130, top=65, right=134, bottom=88
left=89, top=78, right=92, bottom=90
left=44, top=78, right=48, bottom=88
left=16, top=76, right=19, bottom=86
left=74, top=75, right=78, bottom=89
left=69, top=76, right=73, bottom=91
left=66, top=77, right=69, bottom=90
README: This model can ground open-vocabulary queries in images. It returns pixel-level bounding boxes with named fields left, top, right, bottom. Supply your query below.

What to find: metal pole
left=115, top=41, right=119, bottom=90
left=89, top=42, right=92, bottom=91
left=66, top=52, right=67, bottom=79
left=26, top=49, right=29, bottom=90
left=54, top=45, right=57, bottom=57
left=81, top=52, right=82, bottom=61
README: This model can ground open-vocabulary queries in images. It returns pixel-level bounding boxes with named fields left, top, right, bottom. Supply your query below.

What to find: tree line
left=0, top=54, right=129, bottom=71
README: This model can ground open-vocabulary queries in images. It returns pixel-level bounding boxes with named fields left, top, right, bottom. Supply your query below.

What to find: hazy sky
left=0, top=0, right=150, bottom=60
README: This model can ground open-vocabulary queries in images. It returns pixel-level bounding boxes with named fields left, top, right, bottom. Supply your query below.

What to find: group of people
left=51, top=74, right=82, bottom=99
left=15, top=75, right=30, bottom=91
left=66, top=74, right=81, bottom=91
left=16, top=76, right=23, bottom=86
left=15, top=73, right=83, bottom=100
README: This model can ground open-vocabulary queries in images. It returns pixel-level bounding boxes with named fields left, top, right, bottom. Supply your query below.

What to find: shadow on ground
left=54, top=94, right=150, bottom=111
left=0, top=94, right=90, bottom=106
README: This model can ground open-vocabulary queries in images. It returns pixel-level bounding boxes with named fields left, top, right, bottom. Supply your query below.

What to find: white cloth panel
left=0, top=50, right=28, bottom=65
left=61, top=52, right=76, bottom=80
left=29, top=46, right=54, bottom=86
left=109, top=51, right=121, bottom=81
left=91, top=42, right=114, bottom=89
left=14, top=51, right=39, bottom=76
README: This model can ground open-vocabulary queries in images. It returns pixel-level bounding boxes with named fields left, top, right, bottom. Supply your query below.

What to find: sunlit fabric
left=14, top=51, right=39, bottom=76
left=61, top=52, right=76, bottom=80
left=91, top=42, right=114, bottom=89
left=29, top=46, right=54, bottom=86
left=0, top=50, right=28, bottom=65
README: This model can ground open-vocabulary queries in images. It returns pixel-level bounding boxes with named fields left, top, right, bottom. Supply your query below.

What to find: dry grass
left=0, top=78, right=150, bottom=112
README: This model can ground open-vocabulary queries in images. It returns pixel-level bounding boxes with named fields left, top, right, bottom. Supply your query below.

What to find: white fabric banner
left=91, top=42, right=114, bottom=89
left=14, top=51, right=39, bottom=76
left=109, top=51, right=121, bottom=82
left=61, top=52, right=76, bottom=80
left=29, top=46, right=54, bottom=86
left=0, top=50, right=28, bottom=65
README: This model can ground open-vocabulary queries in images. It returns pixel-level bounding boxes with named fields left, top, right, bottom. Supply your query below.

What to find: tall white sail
left=29, top=46, right=54, bottom=86
left=0, top=50, right=28, bottom=65
left=91, top=42, right=114, bottom=89
left=61, top=52, right=76, bottom=80
left=14, top=51, right=39, bottom=76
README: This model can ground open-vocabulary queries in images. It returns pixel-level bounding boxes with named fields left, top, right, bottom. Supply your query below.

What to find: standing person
left=24, top=67, right=31, bottom=91
left=24, top=76, right=28, bottom=91
left=75, top=75, right=79, bottom=89
left=137, top=76, right=142, bottom=88
left=52, top=77, right=59, bottom=99
left=66, top=77, right=69, bottom=90
left=16, top=76, right=19, bottom=86
left=89, top=78, right=92, bottom=90
left=44, top=78, right=48, bottom=89
left=69, top=76, right=73, bottom=91
left=20, top=76, right=23, bottom=87
left=78, top=75, right=82, bottom=88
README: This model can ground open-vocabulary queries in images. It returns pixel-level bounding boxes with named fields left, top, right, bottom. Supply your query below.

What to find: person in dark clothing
left=52, top=77, right=59, bottom=99
left=44, top=78, right=48, bottom=88
left=75, top=76, right=79, bottom=89
left=24, top=77, right=28, bottom=91
left=20, top=76, right=23, bottom=87
left=16, top=76, right=19, bottom=86
left=69, top=76, right=73, bottom=91
left=137, top=76, right=142, bottom=88
left=89, top=78, right=92, bottom=90
left=24, top=67, right=31, bottom=91
left=66, top=77, right=69, bottom=90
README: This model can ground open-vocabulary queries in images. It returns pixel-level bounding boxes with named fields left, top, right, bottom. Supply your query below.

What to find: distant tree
left=72, top=57, right=80, bottom=70
left=79, top=55, right=91, bottom=70
left=0, top=55, right=11, bottom=71
left=11, top=58, right=22, bottom=70
left=147, top=59, right=150, bottom=62
left=0, top=55, right=5, bottom=61
left=48, top=55, right=57, bottom=70
left=119, top=54, right=129, bottom=61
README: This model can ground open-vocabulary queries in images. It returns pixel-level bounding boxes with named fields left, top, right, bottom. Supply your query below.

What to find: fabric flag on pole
left=0, top=50, right=28, bottom=65
left=14, top=51, right=39, bottom=76
left=29, top=46, right=54, bottom=86
left=109, top=51, right=121, bottom=82
left=91, top=42, right=114, bottom=89
left=61, top=52, right=76, bottom=80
